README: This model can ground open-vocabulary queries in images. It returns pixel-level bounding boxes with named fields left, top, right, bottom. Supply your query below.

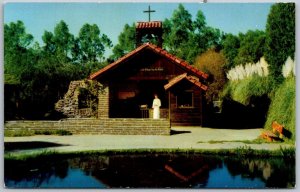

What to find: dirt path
left=4, top=127, right=294, bottom=154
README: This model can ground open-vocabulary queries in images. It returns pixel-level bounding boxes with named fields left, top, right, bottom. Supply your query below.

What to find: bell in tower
left=136, top=6, right=163, bottom=47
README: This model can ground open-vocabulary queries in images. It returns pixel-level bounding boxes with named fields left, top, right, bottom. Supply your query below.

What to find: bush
left=55, top=129, right=72, bottom=136
left=34, top=129, right=72, bottom=136
left=34, top=130, right=53, bottom=135
left=194, top=48, right=227, bottom=102
left=264, top=77, right=295, bottom=141
left=222, top=75, right=275, bottom=105
left=4, top=129, right=35, bottom=137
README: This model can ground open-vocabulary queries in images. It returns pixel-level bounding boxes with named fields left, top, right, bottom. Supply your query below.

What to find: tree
left=194, top=48, right=227, bottom=102
left=189, top=11, right=222, bottom=63
left=18, top=55, right=80, bottom=118
left=78, top=23, right=112, bottom=63
left=4, top=20, right=112, bottom=120
left=42, top=30, right=56, bottom=54
left=4, top=21, right=34, bottom=76
left=163, top=4, right=193, bottom=61
left=163, top=4, right=221, bottom=64
left=234, top=30, right=266, bottom=66
left=53, top=20, right=74, bottom=62
left=4, top=21, right=33, bottom=52
left=110, top=23, right=136, bottom=61
left=41, top=20, right=74, bottom=63
left=221, top=33, right=240, bottom=70
left=265, top=3, right=295, bottom=83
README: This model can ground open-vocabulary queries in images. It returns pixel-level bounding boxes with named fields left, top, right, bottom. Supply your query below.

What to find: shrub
left=282, top=56, right=295, bottom=78
left=194, top=48, right=227, bottom=102
left=34, top=130, right=53, bottom=135
left=222, top=75, right=275, bottom=105
left=264, top=76, right=295, bottom=141
left=34, top=129, right=72, bottom=136
left=226, top=57, right=269, bottom=81
left=55, top=129, right=72, bottom=136
left=265, top=3, right=295, bottom=83
left=4, top=129, right=35, bottom=137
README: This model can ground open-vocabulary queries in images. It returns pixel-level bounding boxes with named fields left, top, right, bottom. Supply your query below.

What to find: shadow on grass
left=4, top=141, right=69, bottom=151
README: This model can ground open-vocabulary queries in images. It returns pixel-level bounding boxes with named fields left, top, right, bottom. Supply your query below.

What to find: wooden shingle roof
left=89, top=43, right=208, bottom=80
left=164, top=73, right=208, bottom=91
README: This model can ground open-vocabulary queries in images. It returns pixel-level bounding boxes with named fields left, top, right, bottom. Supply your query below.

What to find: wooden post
left=168, top=91, right=171, bottom=125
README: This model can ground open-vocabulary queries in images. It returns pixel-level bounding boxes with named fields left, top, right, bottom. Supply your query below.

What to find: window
left=176, top=91, right=194, bottom=108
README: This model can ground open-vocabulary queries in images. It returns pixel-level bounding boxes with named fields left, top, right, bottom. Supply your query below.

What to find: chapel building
left=88, top=21, right=209, bottom=126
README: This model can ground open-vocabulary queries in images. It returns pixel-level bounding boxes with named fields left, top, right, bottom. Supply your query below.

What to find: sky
left=4, top=2, right=273, bottom=56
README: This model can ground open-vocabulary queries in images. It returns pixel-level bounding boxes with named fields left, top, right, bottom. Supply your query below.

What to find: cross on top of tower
left=143, top=5, right=155, bottom=22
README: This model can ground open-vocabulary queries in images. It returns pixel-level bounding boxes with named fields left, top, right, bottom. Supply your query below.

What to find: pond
left=5, top=153, right=295, bottom=189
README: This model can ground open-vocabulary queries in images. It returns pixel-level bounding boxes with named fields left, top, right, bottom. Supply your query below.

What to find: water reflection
left=4, top=154, right=295, bottom=188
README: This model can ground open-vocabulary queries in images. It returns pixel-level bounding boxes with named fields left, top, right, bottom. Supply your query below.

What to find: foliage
left=222, top=75, right=275, bottom=106
left=4, top=147, right=295, bottom=161
left=223, top=54, right=295, bottom=143
left=77, top=80, right=101, bottom=110
left=282, top=56, right=295, bottom=78
left=163, top=4, right=222, bottom=63
left=4, top=74, right=20, bottom=85
left=264, top=77, right=295, bottom=141
left=110, top=23, right=136, bottom=61
left=53, top=20, right=75, bottom=62
left=54, top=129, right=72, bottom=136
left=221, top=33, right=240, bottom=70
left=4, top=150, right=60, bottom=161
left=4, top=129, right=35, bottom=137
left=4, top=20, right=111, bottom=120
left=226, top=57, right=269, bottom=81
left=4, top=20, right=35, bottom=77
left=109, top=4, right=222, bottom=64
left=163, top=4, right=193, bottom=60
left=233, top=30, right=266, bottom=66
left=18, top=55, right=79, bottom=117
left=222, top=30, right=266, bottom=71
left=199, top=138, right=268, bottom=144
left=194, top=48, right=227, bottom=102
left=77, top=23, right=112, bottom=63
left=265, top=3, right=295, bottom=83
left=5, top=129, right=72, bottom=136
left=34, top=129, right=72, bottom=136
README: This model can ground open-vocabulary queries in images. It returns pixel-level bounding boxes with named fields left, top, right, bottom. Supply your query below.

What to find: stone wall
left=55, top=80, right=103, bottom=118
left=4, top=118, right=170, bottom=135
left=98, top=86, right=109, bottom=118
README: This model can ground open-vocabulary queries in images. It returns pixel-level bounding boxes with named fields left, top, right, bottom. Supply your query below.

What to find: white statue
left=152, top=94, right=161, bottom=119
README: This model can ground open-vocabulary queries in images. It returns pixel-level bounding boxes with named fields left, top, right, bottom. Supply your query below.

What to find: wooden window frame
left=176, top=90, right=194, bottom=108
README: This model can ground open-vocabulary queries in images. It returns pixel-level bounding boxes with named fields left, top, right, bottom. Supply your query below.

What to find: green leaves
left=4, top=20, right=33, bottom=52
left=42, top=20, right=74, bottom=63
left=221, top=34, right=240, bottom=70
left=41, top=21, right=112, bottom=64
left=234, top=30, right=266, bottom=66
left=163, top=4, right=222, bottom=64
left=78, top=23, right=112, bottom=63
left=53, top=20, right=74, bottom=57
left=111, top=23, right=136, bottom=61
left=265, top=3, right=295, bottom=83
left=4, top=20, right=112, bottom=119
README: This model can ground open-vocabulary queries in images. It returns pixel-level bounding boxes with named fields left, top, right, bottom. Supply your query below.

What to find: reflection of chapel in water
left=89, top=19, right=208, bottom=126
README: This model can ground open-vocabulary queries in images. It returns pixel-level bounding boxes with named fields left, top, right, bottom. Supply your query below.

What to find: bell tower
left=136, top=6, right=163, bottom=47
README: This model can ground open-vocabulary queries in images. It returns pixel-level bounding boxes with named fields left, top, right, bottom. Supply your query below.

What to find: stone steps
left=5, top=118, right=171, bottom=135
